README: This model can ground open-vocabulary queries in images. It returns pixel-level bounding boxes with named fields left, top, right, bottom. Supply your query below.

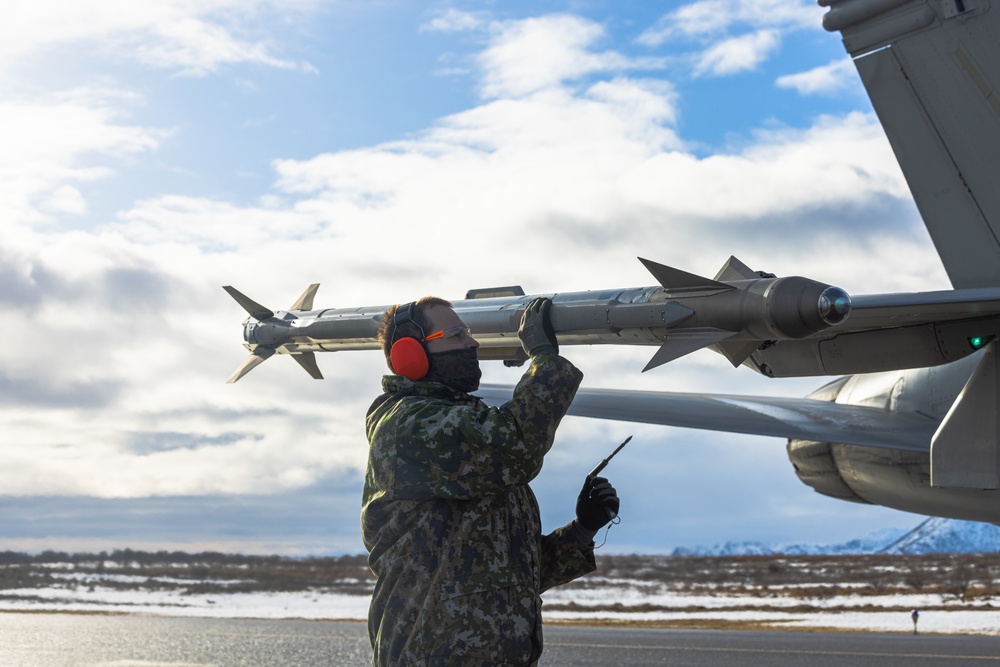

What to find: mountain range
left=672, top=518, right=1000, bottom=556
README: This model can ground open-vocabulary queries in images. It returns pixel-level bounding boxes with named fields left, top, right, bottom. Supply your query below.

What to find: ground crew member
left=362, top=296, right=619, bottom=666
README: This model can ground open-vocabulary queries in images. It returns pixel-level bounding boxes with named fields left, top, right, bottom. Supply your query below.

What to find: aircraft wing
left=825, top=0, right=1000, bottom=289
left=475, top=383, right=936, bottom=453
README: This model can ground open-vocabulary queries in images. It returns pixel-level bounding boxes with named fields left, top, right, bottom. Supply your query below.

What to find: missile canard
left=223, top=256, right=851, bottom=381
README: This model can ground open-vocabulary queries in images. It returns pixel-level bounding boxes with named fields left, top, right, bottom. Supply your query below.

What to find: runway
left=540, top=626, right=1000, bottom=666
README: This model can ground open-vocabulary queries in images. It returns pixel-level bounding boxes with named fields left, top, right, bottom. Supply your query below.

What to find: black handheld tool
left=587, top=435, right=632, bottom=481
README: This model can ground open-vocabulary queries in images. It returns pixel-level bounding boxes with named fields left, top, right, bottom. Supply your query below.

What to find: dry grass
left=2, top=550, right=999, bottom=604
left=0, top=550, right=374, bottom=596
left=581, top=553, right=1000, bottom=602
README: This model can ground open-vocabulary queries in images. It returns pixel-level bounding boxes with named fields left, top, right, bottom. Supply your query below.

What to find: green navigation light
left=970, top=335, right=995, bottom=350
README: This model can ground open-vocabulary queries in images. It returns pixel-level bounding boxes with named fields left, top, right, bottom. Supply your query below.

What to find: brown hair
left=377, top=296, right=453, bottom=371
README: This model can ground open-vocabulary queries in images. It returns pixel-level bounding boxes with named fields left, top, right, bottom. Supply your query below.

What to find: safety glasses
left=424, top=326, right=470, bottom=342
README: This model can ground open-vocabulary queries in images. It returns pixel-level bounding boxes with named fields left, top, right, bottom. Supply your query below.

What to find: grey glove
left=518, top=297, right=558, bottom=357
left=576, top=476, right=620, bottom=531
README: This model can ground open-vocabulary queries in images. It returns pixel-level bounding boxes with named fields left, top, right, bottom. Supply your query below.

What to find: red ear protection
left=391, top=336, right=429, bottom=380
left=390, top=301, right=429, bottom=380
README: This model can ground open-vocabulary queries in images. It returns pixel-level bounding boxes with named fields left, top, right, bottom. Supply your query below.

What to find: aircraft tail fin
left=825, top=0, right=1000, bottom=289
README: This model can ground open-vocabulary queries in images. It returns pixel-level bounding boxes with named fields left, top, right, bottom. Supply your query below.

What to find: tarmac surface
left=540, top=626, right=1000, bottom=666
left=2, top=613, right=999, bottom=666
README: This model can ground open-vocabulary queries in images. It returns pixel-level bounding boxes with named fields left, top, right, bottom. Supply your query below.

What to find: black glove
left=576, top=476, right=620, bottom=532
left=518, top=297, right=558, bottom=357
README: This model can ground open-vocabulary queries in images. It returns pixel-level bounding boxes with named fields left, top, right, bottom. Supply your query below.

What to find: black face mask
left=424, top=348, right=481, bottom=393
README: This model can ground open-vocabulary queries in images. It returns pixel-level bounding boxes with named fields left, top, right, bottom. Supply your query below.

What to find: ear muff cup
left=390, top=337, right=429, bottom=380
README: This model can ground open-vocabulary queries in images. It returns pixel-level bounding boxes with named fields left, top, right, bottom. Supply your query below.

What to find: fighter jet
left=225, top=0, right=1000, bottom=524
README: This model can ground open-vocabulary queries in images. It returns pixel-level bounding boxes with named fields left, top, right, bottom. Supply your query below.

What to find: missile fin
left=713, top=256, right=760, bottom=282
left=223, top=286, right=274, bottom=320
left=226, top=347, right=276, bottom=384
left=638, top=257, right=731, bottom=291
left=290, top=284, right=320, bottom=311
left=714, top=339, right=764, bottom=367
left=292, top=351, right=324, bottom=379
left=643, top=330, right=738, bottom=372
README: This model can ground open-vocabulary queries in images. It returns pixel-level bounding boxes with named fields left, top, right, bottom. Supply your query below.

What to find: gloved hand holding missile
left=517, top=296, right=559, bottom=357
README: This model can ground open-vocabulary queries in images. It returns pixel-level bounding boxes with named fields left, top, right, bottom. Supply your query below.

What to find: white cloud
left=0, top=89, right=163, bottom=227
left=694, top=28, right=781, bottom=76
left=639, top=0, right=820, bottom=44
left=41, top=185, right=89, bottom=215
left=637, top=0, right=822, bottom=78
left=244, top=81, right=922, bottom=313
left=776, top=58, right=859, bottom=95
left=421, top=8, right=489, bottom=33
left=478, top=15, right=665, bottom=98
left=619, top=112, right=909, bottom=219
left=113, top=195, right=329, bottom=250
left=0, top=400, right=369, bottom=497
left=0, top=0, right=321, bottom=77
left=130, top=16, right=302, bottom=75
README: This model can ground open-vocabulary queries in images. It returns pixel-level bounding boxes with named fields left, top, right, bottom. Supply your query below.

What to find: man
left=362, top=295, right=620, bottom=666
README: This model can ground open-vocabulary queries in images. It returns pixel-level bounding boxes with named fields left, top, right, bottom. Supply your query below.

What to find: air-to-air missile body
left=224, top=256, right=852, bottom=383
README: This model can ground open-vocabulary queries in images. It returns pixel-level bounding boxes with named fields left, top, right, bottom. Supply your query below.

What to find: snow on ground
left=0, top=584, right=371, bottom=620
left=3, top=582, right=1000, bottom=635
left=541, top=584, right=963, bottom=611
left=540, top=584, right=1000, bottom=635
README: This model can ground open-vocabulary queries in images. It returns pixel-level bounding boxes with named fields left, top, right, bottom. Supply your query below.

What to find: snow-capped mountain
left=882, top=517, right=1000, bottom=554
left=672, top=518, right=1000, bottom=556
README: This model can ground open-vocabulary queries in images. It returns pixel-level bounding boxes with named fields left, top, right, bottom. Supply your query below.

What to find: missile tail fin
left=643, top=330, right=737, bottom=372
left=290, top=284, right=320, bottom=311
left=292, top=351, right=324, bottom=379
left=223, top=286, right=274, bottom=320
left=226, top=347, right=275, bottom=384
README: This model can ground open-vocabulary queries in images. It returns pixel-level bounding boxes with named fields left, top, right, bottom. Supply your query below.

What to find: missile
left=223, top=256, right=851, bottom=382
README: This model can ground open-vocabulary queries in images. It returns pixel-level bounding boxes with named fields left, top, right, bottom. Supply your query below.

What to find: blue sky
left=1, top=0, right=952, bottom=555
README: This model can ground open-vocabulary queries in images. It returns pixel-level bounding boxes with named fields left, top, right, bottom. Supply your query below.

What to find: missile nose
left=818, top=286, right=851, bottom=325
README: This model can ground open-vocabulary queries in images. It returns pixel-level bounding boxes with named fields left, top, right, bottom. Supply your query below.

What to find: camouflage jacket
left=362, top=353, right=593, bottom=666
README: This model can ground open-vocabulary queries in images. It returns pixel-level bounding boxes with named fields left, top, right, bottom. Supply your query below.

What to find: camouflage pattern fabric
left=362, top=353, right=594, bottom=666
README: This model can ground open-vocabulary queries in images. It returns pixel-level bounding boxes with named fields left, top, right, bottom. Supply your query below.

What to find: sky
left=1, top=0, right=954, bottom=556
